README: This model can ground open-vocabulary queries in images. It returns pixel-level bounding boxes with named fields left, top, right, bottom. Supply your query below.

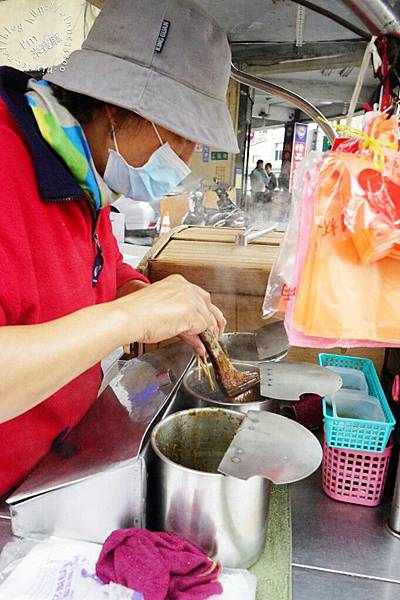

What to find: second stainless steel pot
left=150, top=408, right=271, bottom=568
left=182, top=360, right=279, bottom=414
left=220, top=331, right=288, bottom=364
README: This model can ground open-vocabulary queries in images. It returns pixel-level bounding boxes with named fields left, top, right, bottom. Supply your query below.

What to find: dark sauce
left=156, top=410, right=242, bottom=473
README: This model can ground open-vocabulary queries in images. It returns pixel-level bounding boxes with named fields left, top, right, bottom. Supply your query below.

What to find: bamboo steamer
left=139, top=225, right=281, bottom=332
left=137, top=226, right=385, bottom=374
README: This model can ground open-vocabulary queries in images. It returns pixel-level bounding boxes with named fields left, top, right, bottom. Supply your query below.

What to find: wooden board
left=148, top=240, right=279, bottom=296
left=236, top=295, right=266, bottom=331
left=212, top=293, right=237, bottom=330
left=149, top=263, right=269, bottom=297
left=171, top=226, right=284, bottom=246
left=136, top=225, right=188, bottom=275
left=153, top=240, right=279, bottom=267
left=285, top=346, right=385, bottom=376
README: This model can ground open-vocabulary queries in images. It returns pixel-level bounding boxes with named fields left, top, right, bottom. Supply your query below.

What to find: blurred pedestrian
left=265, top=162, right=278, bottom=191
left=250, top=159, right=268, bottom=204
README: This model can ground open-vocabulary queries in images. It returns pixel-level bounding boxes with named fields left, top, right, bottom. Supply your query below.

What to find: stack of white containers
left=319, top=353, right=396, bottom=507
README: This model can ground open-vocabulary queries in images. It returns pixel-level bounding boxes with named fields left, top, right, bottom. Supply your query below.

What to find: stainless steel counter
left=291, top=467, right=400, bottom=598
left=293, top=568, right=400, bottom=600
left=3, top=468, right=400, bottom=598
left=2, top=447, right=400, bottom=598
left=0, top=513, right=12, bottom=556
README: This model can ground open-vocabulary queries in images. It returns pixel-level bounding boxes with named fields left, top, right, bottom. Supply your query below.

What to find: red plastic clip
left=392, top=374, right=400, bottom=402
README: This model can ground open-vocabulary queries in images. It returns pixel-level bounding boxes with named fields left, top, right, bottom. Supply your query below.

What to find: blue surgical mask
left=103, top=121, right=191, bottom=202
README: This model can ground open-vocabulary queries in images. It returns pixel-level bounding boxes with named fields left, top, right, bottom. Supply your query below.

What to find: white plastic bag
left=0, top=538, right=143, bottom=600
left=211, top=568, right=257, bottom=600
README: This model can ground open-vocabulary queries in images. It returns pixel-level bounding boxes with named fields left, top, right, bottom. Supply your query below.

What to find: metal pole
left=230, top=65, right=337, bottom=143
left=389, top=455, right=400, bottom=535
left=290, top=0, right=370, bottom=39
left=243, top=118, right=252, bottom=209
left=341, top=0, right=400, bottom=37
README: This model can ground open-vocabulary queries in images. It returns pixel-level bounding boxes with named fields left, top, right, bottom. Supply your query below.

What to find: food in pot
left=199, top=330, right=260, bottom=398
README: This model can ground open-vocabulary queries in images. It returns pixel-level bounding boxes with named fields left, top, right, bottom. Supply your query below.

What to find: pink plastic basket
left=322, top=435, right=393, bottom=507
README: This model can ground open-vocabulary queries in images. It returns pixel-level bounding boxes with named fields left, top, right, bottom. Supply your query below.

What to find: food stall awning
left=1, top=1, right=398, bottom=127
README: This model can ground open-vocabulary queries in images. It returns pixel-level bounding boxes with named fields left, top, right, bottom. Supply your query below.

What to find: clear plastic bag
left=0, top=538, right=142, bottom=600
left=210, top=568, right=257, bottom=600
left=312, top=113, right=400, bottom=265
left=0, top=539, right=254, bottom=600
left=263, top=152, right=323, bottom=319
left=0, top=538, right=37, bottom=584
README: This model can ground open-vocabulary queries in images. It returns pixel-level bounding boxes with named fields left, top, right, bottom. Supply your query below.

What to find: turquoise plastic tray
left=319, top=353, right=395, bottom=452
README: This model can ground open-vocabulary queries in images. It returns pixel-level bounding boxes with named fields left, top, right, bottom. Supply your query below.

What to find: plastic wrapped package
left=0, top=538, right=142, bottom=600
left=0, top=538, right=256, bottom=600
left=282, top=122, right=400, bottom=348
left=289, top=120, right=400, bottom=345
left=0, top=538, right=37, bottom=585
left=321, top=113, right=400, bottom=265
left=270, top=149, right=356, bottom=347
left=263, top=152, right=323, bottom=319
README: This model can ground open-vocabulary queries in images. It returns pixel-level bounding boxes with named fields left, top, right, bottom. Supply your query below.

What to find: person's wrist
left=106, top=297, right=144, bottom=347
left=117, top=279, right=149, bottom=298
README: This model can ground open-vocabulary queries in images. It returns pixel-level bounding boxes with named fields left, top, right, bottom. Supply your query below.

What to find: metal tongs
left=199, top=330, right=260, bottom=398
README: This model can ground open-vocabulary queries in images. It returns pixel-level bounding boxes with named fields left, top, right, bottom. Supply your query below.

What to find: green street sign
left=322, top=136, right=331, bottom=152
left=211, top=151, right=228, bottom=160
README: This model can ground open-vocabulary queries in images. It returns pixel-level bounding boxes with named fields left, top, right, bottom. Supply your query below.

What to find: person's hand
left=113, top=275, right=226, bottom=352
left=178, top=302, right=226, bottom=355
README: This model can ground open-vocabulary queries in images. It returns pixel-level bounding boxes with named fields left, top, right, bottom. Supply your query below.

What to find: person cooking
left=0, top=0, right=239, bottom=496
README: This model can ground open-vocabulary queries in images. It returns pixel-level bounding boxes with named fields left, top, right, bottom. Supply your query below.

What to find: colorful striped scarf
left=25, top=79, right=117, bottom=210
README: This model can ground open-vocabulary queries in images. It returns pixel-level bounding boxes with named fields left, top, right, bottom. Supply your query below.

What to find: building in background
left=247, top=114, right=363, bottom=192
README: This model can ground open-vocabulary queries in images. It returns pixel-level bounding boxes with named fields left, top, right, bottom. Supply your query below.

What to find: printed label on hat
left=155, top=19, right=170, bottom=53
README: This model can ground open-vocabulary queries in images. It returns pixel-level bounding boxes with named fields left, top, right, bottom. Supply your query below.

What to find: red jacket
left=0, top=68, right=148, bottom=496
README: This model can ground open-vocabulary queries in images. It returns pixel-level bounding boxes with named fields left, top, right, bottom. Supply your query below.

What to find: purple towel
left=96, top=528, right=223, bottom=600
left=281, top=393, right=322, bottom=431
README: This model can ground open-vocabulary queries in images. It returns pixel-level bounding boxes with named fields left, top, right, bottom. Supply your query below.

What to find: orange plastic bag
left=341, top=114, right=400, bottom=263
left=293, top=145, right=400, bottom=344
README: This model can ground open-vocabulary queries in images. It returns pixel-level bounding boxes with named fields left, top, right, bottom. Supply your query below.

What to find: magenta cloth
left=283, top=393, right=323, bottom=431
left=96, top=529, right=223, bottom=600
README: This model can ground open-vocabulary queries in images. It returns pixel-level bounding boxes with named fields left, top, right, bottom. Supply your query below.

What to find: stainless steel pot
left=182, top=360, right=279, bottom=414
left=150, top=408, right=271, bottom=568
left=220, top=332, right=260, bottom=363
left=220, top=331, right=288, bottom=364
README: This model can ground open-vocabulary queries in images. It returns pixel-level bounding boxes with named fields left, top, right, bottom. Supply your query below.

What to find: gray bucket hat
left=44, top=0, right=239, bottom=153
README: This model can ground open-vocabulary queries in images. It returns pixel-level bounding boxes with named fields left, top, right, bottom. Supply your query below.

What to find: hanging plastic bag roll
left=263, top=152, right=323, bottom=319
